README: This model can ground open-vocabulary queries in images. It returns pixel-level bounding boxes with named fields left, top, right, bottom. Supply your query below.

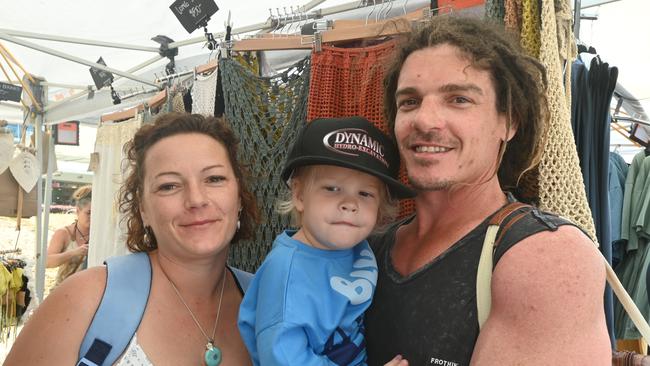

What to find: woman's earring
left=144, top=225, right=152, bottom=244
left=236, top=220, right=241, bottom=231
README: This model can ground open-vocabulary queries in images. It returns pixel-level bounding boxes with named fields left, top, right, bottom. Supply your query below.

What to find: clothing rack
left=0, top=248, right=21, bottom=256
left=155, top=58, right=219, bottom=85
left=195, top=59, right=218, bottom=75
left=99, top=2, right=436, bottom=122
left=100, top=89, right=167, bottom=123
left=613, top=114, right=650, bottom=128
left=232, top=6, right=430, bottom=52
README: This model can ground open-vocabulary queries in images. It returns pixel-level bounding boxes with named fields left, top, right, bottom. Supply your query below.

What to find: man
left=365, top=16, right=611, bottom=366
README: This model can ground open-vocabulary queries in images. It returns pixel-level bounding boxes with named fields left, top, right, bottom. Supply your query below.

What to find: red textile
left=307, top=40, right=414, bottom=218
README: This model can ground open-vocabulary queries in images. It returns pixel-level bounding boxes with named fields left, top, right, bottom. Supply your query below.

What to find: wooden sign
left=89, top=57, right=114, bottom=90
left=0, top=81, right=22, bottom=102
left=170, top=0, right=219, bottom=33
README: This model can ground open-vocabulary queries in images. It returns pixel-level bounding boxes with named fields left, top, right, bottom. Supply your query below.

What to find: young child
left=238, top=116, right=414, bottom=365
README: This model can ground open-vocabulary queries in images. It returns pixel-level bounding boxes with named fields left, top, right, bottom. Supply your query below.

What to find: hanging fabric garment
left=531, top=0, right=597, bottom=240
left=610, top=152, right=629, bottom=266
left=307, top=41, right=396, bottom=125
left=616, top=150, right=650, bottom=339
left=504, top=0, right=522, bottom=32
left=520, top=0, right=541, bottom=58
left=88, top=115, right=142, bottom=267
left=484, top=0, right=505, bottom=22
left=571, top=56, right=619, bottom=345
left=191, top=67, right=219, bottom=116
left=0, top=261, right=24, bottom=342
left=171, top=90, right=185, bottom=113
left=183, top=88, right=193, bottom=113
left=307, top=40, right=414, bottom=218
left=214, top=70, right=225, bottom=117
left=486, top=0, right=595, bottom=238
left=220, top=56, right=310, bottom=272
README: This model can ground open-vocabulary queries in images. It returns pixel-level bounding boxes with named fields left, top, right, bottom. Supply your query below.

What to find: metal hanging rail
left=0, top=32, right=159, bottom=88
left=0, top=28, right=160, bottom=53
left=168, top=0, right=366, bottom=49
left=612, top=114, right=650, bottom=128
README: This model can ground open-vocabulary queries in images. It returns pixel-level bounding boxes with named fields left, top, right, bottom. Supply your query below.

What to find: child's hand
left=384, top=354, right=409, bottom=366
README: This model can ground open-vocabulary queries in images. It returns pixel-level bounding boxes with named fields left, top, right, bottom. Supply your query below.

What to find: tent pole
left=302, top=0, right=329, bottom=11
left=41, top=82, right=100, bottom=90
left=573, top=0, right=581, bottom=38
left=0, top=101, right=23, bottom=110
left=34, top=110, right=46, bottom=303
left=0, top=47, right=42, bottom=111
left=0, top=32, right=159, bottom=87
left=44, top=54, right=164, bottom=113
left=0, top=28, right=159, bottom=53
left=0, top=42, right=36, bottom=84
left=38, top=126, right=54, bottom=302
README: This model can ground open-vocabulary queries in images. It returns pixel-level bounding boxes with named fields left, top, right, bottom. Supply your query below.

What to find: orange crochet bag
left=307, top=40, right=414, bottom=218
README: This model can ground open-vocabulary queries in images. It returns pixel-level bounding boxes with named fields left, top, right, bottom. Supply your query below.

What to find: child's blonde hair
left=277, top=165, right=398, bottom=232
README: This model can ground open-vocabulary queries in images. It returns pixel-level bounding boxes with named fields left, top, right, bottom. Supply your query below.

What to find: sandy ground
left=0, top=213, right=72, bottom=361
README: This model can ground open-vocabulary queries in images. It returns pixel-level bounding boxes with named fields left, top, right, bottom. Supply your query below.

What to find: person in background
left=238, top=116, right=414, bottom=366
left=6, top=113, right=259, bottom=365
left=46, top=185, right=91, bottom=286
left=364, top=16, right=611, bottom=365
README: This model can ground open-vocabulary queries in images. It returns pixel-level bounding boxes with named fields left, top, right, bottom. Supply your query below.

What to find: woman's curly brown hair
left=384, top=16, right=549, bottom=193
left=119, top=112, right=260, bottom=253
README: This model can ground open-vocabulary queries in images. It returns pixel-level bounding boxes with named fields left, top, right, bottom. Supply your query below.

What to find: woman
left=46, top=185, right=91, bottom=286
left=6, top=113, right=259, bottom=365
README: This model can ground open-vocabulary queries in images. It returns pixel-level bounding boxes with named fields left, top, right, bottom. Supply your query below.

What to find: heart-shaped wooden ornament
left=9, top=150, right=40, bottom=193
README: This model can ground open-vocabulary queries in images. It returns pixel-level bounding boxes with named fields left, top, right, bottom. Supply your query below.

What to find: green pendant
left=205, top=342, right=222, bottom=366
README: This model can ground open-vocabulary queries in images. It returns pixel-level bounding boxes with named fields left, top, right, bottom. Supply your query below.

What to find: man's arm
left=471, top=225, right=612, bottom=365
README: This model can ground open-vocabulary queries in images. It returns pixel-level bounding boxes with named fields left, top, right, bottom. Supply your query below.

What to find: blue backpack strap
left=77, top=252, right=152, bottom=366
left=229, top=266, right=253, bottom=293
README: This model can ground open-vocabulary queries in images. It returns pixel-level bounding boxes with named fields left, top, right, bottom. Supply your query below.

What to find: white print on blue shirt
left=330, top=249, right=378, bottom=305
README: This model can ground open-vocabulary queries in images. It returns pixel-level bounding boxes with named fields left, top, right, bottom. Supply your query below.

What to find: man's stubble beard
left=409, top=177, right=453, bottom=191
left=407, top=160, right=453, bottom=192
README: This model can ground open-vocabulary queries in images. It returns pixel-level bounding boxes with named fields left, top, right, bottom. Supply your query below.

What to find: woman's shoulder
left=52, top=225, right=74, bottom=240
left=46, top=266, right=107, bottom=319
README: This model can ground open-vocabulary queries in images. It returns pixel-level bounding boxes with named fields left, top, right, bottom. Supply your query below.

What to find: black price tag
left=0, top=82, right=23, bottom=102
left=89, top=57, right=114, bottom=90
left=170, top=0, right=219, bottom=33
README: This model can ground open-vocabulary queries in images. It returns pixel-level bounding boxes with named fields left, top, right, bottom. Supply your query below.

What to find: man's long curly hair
left=384, top=16, right=549, bottom=192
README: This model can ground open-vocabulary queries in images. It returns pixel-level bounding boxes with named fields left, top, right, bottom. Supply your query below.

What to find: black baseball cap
left=281, top=116, right=415, bottom=199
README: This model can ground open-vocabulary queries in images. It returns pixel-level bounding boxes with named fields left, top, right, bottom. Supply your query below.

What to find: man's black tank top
left=365, top=203, right=575, bottom=366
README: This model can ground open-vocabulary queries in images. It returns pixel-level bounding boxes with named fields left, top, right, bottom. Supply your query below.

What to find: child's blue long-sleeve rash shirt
left=238, top=230, right=377, bottom=366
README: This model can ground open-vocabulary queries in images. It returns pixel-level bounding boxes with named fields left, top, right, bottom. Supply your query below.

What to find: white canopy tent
left=0, top=0, right=648, bottom=301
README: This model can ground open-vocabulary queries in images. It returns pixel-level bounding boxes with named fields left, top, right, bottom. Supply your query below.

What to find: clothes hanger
left=100, top=89, right=167, bottom=123
left=231, top=6, right=427, bottom=52
left=366, top=0, right=377, bottom=24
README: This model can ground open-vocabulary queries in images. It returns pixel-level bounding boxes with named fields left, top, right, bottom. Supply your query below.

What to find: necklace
left=159, top=260, right=226, bottom=366
left=75, top=222, right=89, bottom=244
